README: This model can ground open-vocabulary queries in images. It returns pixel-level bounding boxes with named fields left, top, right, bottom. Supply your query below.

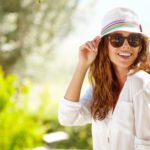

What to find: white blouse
left=58, top=70, right=150, bottom=150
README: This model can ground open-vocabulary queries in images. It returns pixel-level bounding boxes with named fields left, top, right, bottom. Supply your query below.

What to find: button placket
left=108, top=136, right=110, bottom=143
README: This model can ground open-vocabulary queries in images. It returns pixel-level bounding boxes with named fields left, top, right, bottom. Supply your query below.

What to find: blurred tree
left=0, top=0, right=78, bottom=76
left=0, top=67, right=46, bottom=149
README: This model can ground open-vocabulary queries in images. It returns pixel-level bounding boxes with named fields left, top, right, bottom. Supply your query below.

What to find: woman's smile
left=117, top=51, right=132, bottom=60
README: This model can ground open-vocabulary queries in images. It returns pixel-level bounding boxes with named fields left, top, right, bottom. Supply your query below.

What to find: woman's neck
left=115, top=67, right=129, bottom=90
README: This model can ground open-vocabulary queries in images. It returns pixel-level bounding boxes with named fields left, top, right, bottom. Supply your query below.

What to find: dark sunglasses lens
left=109, top=34, right=124, bottom=47
left=109, top=34, right=142, bottom=47
left=128, top=34, right=142, bottom=47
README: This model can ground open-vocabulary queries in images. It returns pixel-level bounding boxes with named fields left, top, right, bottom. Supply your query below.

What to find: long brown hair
left=89, top=34, right=150, bottom=120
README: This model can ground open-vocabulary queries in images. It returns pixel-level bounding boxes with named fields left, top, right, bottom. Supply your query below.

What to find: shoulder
left=127, top=70, right=150, bottom=95
left=128, top=70, right=150, bottom=86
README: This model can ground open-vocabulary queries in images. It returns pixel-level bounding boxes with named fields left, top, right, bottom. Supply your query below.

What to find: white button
left=108, top=137, right=110, bottom=143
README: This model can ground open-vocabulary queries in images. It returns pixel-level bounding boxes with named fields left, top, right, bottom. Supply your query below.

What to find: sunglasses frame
left=108, top=33, right=143, bottom=48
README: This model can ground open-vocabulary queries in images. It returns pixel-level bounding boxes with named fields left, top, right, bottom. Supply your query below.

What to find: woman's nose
left=122, top=39, right=130, bottom=50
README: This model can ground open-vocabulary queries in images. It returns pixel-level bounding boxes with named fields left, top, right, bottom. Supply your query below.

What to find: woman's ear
left=139, top=46, right=142, bottom=53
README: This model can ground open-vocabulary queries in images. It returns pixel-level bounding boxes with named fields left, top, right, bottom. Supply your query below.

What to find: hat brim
left=100, top=26, right=149, bottom=38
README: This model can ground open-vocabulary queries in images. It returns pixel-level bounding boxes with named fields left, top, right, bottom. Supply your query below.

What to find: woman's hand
left=78, top=36, right=101, bottom=68
left=64, top=36, right=101, bottom=102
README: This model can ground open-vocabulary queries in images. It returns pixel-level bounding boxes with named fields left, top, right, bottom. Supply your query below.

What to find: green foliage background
left=0, top=0, right=93, bottom=149
left=0, top=67, right=92, bottom=149
left=0, top=67, right=45, bottom=149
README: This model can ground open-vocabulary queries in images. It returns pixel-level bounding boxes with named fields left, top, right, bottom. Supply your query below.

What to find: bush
left=0, top=67, right=46, bottom=150
left=0, top=66, right=93, bottom=149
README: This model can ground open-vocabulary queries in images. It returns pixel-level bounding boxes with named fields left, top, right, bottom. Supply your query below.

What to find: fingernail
left=96, top=37, right=100, bottom=40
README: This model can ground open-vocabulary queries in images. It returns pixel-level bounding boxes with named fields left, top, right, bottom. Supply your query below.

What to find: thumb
left=95, top=36, right=101, bottom=48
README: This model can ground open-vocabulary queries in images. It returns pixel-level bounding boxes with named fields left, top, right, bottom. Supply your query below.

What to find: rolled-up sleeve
left=133, top=85, right=150, bottom=150
left=58, top=86, right=92, bottom=126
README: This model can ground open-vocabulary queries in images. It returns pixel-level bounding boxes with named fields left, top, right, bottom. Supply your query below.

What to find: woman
left=58, top=7, right=150, bottom=150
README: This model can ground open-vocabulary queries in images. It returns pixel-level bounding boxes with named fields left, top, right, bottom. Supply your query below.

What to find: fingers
left=79, top=44, right=91, bottom=52
left=87, top=36, right=101, bottom=52
left=86, top=41, right=96, bottom=52
left=93, top=36, right=101, bottom=41
left=80, top=41, right=95, bottom=52
left=80, top=36, right=101, bottom=52
left=93, top=36, right=101, bottom=48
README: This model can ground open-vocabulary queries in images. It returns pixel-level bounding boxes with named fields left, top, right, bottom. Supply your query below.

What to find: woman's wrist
left=77, top=61, right=90, bottom=71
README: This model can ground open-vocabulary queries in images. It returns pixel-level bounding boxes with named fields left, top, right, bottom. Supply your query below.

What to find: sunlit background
left=0, top=0, right=150, bottom=149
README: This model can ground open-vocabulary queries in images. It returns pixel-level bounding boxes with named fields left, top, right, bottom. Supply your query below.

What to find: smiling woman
left=107, top=31, right=146, bottom=83
left=58, top=7, right=150, bottom=150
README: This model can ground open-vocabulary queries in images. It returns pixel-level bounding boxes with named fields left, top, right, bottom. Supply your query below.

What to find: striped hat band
left=101, top=19, right=141, bottom=36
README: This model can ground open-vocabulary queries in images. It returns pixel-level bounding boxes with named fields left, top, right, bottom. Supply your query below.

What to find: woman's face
left=108, top=31, right=142, bottom=71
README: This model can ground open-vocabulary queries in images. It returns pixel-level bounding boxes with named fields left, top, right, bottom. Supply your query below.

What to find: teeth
left=118, top=52, right=131, bottom=57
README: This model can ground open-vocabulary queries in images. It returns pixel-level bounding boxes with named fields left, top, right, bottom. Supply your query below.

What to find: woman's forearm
left=64, top=62, right=89, bottom=102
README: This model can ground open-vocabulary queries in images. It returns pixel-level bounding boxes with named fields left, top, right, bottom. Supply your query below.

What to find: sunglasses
left=108, top=33, right=143, bottom=48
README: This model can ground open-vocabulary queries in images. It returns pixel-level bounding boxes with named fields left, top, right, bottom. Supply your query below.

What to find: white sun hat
left=100, top=7, right=148, bottom=38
